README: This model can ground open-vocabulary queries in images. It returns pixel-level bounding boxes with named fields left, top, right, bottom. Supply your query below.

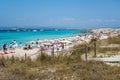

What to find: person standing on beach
left=51, top=45, right=54, bottom=56
left=36, top=39, right=40, bottom=48
left=61, top=43, right=64, bottom=50
left=108, top=32, right=112, bottom=38
left=11, top=40, right=18, bottom=49
left=3, top=43, right=8, bottom=54
left=56, top=43, right=60, bottom=51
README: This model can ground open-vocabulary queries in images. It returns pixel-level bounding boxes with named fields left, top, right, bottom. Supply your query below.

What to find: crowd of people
left=1, top=40, right=18, bottom=54
left=0, top=31, right=114, bottom=55
left=0, top=38, right=66, bottom=55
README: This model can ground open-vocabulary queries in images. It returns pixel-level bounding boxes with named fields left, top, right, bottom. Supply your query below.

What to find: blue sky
left=0, top=0, right=120, bottom=28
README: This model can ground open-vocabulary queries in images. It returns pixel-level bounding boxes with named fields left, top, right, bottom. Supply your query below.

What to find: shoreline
left=0, top=28, right=120, bottom=59
left=0, top=29, right=87, bottom=45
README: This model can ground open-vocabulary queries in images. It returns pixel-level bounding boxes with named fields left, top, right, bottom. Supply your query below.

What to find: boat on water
left=33, top=30, right=37, bottom=32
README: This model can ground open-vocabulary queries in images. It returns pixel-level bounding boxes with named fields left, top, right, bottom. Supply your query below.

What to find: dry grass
left=0, top=36, right=120, bottom=80
left=89, top=35, right=120, bottom=55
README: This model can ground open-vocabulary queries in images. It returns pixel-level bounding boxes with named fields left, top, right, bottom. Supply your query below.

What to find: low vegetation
left=0, top=36, right=120, bottom=80
left=89, top=35, right=120, bottom=55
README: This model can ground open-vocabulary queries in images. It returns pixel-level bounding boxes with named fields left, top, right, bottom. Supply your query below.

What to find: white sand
left=0, top=48, right=40, bottom=59
left=1, top=28, right=120, bottom=61
left=81, top=54, right=120, bottom=62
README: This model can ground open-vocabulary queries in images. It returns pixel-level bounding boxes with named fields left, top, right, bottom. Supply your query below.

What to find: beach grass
left=88, top=35, right=120, bottom=55
left=0, top=36, right=120, bottom=80
left=1, top=54, right=120, bottom=80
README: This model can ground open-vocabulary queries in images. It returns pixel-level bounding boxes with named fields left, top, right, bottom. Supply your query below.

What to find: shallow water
left=0, top=29, right=87, bottom=45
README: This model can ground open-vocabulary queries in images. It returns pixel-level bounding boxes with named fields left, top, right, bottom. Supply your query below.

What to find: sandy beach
left=0, top=28, right=120, bottom=60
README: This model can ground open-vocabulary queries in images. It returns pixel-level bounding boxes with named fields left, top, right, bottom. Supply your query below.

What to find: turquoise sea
left=0, top=29, right=87, bottom=45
